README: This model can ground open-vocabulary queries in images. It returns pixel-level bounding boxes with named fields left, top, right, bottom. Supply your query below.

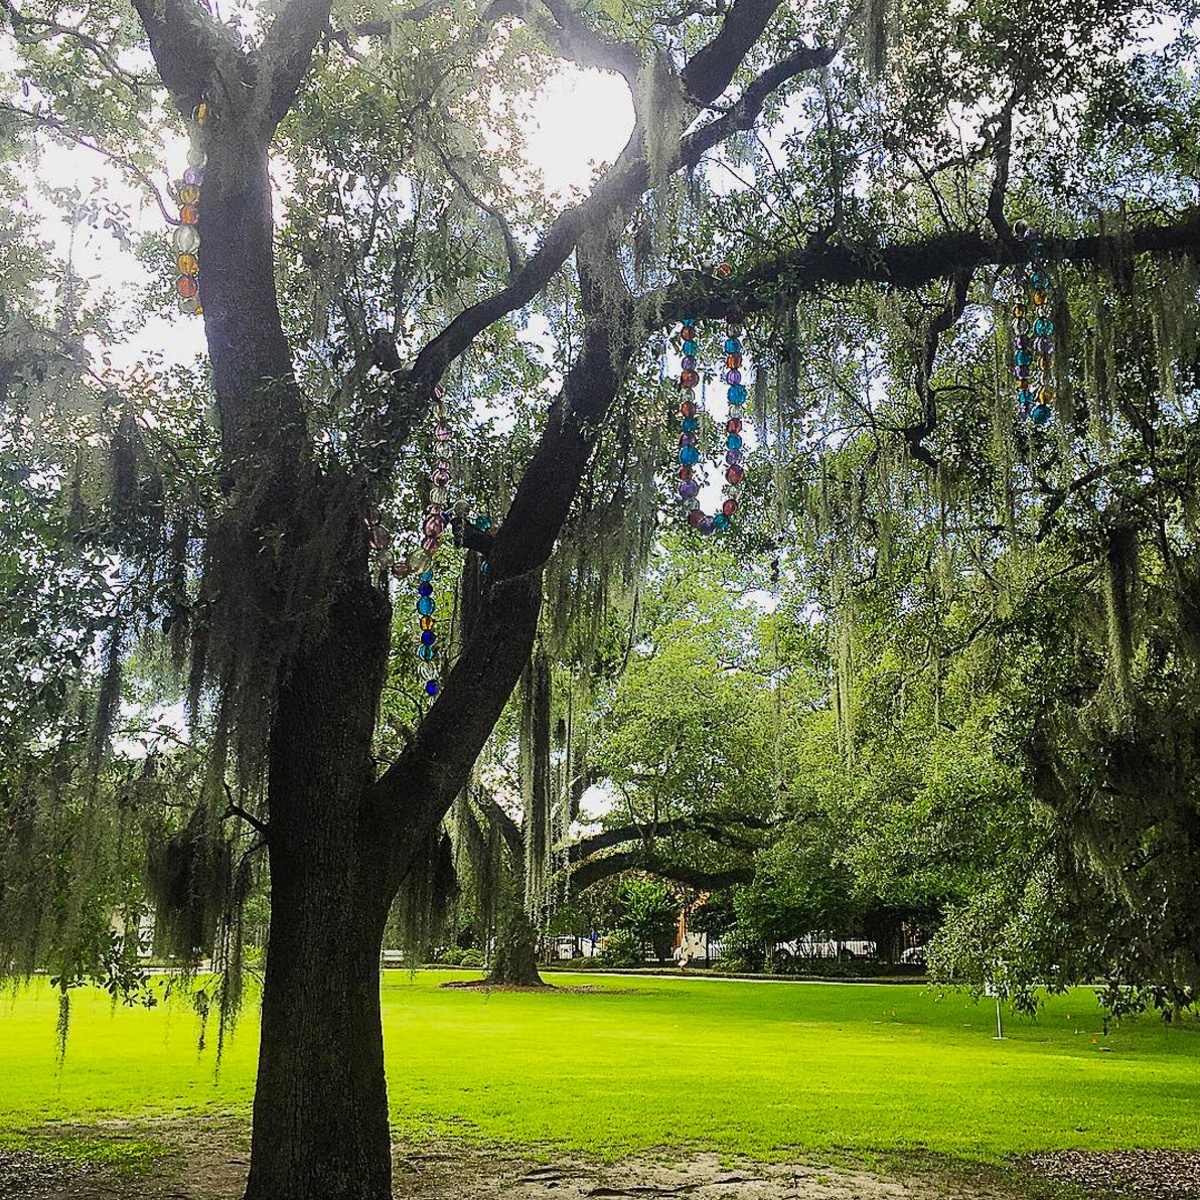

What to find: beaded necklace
left=1011, top=221, right=1054, bottom=426
left=676, top=304, right=747, bottom=534
left=172, top=104, right=206, bottom=315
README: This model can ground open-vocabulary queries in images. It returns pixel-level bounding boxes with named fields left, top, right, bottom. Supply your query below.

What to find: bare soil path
left=1, top=1124, right=1198, bottom=1200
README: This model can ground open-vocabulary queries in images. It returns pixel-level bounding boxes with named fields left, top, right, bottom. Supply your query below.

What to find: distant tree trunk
left=487, top=903, right=545, bottom=987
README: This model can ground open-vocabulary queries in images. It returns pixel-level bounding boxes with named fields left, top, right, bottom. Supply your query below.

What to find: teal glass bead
left=477, top=515, right=492, bottom=530
left=417, top=643, right=435, bottom=660
left=417, top=596, right=435, bottom=616
left=724, top=338, right=741, bottom=353
left=1018, top=389, right=1034, bottom=405
left=1034, top=317, right=1054, bottom=336
left=1030, top=403, right=1053, bottom=426
left=682, top=417, right=699, bottom=432
left=713, top=513, right=730, bottom=530
left=682, top=340, right=698, bottom=356
left=680, top=446, right=700, bottom=466
left=419, top=570, right=434, bottom=583
left=726, top=433, right=743, bottom=451
left=728, top=384, right=747, bottom=403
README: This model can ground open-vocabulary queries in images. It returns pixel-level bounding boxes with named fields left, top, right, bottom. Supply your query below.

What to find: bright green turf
left=1, top=972, right=1197, bottom=1160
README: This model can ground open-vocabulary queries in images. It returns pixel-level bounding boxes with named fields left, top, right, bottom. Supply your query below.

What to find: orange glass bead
left=715, top=262, right=732, bottom=276
left=194, top=103, right=208, bottom=125
left=726, top=354, right=742, bottom=369
left=726, top=466, right=744, bottom=484
left=681, top=326, right=696, bottom=339
left=176, top=252, right=199, bottom=276
left=180, top=205, right=199, bottom=225
left=680, top=369, right=699, bottom=388
left=179, top=184, right=200, bottom=205
left=727, top=418, right=742, bottom=433
left=419, top=616, right=436, bottom=631
left=686, top=508, right=704, bottom=527
left=1012, top=303, right=1026, bottom=318
left=680, top=401, right=696, bottom=418
left=176, top=275, right=199, bottom=298
left=1032, top=290, right=1047, bottom=305
left=1037, top=388, right=1053, bottom=404
left=722, top=499, right=738, bottom=517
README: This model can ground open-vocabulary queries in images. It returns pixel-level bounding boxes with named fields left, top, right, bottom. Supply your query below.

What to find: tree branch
left=129, top=0, right=239, bottom=115
left=568, top=848, right=754, bottom=893
left=260, top=0, right=335, bottom=132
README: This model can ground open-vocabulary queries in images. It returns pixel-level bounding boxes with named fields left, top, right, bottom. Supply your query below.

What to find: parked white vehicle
left=775, top=935, right=877, bottom=960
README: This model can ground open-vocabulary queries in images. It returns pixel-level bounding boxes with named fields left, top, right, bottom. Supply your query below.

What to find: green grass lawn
left=1, top=971, right=1197, bottom=1161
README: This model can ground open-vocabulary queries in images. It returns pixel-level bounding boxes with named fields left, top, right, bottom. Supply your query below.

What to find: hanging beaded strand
left=413, top=388, right=454, bottom=698
left=172, top=103, right=206, bottom=315
left=1012, top=221, right=1054, bottom=426
left=676, top=304, right=746, bottom=534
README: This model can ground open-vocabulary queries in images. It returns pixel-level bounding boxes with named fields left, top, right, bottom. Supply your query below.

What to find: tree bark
left=487, top=904, right=545, bottom=987
left=245, top=578, right=397, bottom=1200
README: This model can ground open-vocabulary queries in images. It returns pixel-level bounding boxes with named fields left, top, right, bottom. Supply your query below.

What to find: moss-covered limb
left=654, top=208, right=1200, bottom=325
left=570, top=848, right=755, bottom=893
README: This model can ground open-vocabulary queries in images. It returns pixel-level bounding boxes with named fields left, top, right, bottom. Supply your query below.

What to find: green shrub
left=597, top=929, right=644, bottom=968
left=458, top=949, right=485, bottom=968
left=438, top=947, right=465, bottom=966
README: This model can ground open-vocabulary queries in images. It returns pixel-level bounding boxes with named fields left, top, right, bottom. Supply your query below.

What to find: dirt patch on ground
left=3, top=1125, right=1197, bottom=1200
left=1021, top=1150, right=1200, bottom=1200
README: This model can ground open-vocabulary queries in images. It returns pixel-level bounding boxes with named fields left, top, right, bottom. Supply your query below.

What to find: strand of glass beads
left=1012, top=221, right=1054, bottom=427
left=412, top=388, right=453, bottom=698
left=172, top=103, right=207, bottom=315
left=676, top=305, right=746, bottom=534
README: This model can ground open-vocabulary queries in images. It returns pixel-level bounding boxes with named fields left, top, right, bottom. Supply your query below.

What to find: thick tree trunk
left=244, top=579, right=397, bottom=1200
left=487, top=904, right=545, bottom=987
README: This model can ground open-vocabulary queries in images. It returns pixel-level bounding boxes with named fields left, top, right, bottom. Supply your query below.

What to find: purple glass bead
left=681, top=356, right=696, bottom=370
left=679, top=433, right=696, bottom=447
left=434, top=422, right=451, bottom=440
left=1035, top=338, right=1053, bottom=354
left=698, top=515, right=716, bottom=535
left=1014, top=366, right=1031, bottom=380
left=678, top=478, right=700, bottom=499
left=726, top=449, right=743, bottom=466
left=183, top=166, right=204, bottom=186
left=726, top=369, right=742, bottom=385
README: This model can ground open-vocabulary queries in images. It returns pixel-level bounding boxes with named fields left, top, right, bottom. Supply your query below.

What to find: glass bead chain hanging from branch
left=1011, top=220, right=1055, bottom=427
left=405, top=386, right=455, bottom=698
left=172, top=102, right=207, bottom=315
left=676, top=285, right=748, bottom=535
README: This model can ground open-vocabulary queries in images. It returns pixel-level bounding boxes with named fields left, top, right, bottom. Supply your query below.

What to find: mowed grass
left=1, top=971, right=1198, bottom=1160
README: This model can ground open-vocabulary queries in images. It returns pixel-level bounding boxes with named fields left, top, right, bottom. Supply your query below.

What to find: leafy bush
left=597, top=929, right=644, bottom=968
left=437, top=947, right=465, bottom=966
left=458, top=949, right=485, bottom=968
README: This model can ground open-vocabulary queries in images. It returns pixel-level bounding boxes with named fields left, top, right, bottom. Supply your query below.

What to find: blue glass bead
left=477, top=516, right=491, bottom=530
left=1034, top=318, right=1054, bottom=336
left=425, top=680, right=439, bottom=696
left=1015, top=349, right=1032, bottom=366
left=418, top=581, right=433, bottom=597
left=680, top=446, right=700, bottom=466
left=728, top=384, right=747, bottom=403
left=724, top=338, right=741, bottom=354
left=421, top=630, right=436, bottom=646
left=480, top=559, right=490, bottom=575
left=417, top=643, right=435, bottom=660
left=682, top=417, right=699, bottom=432
left=713, top=513, right=730, bottom=531
left=417, top=597, right=435, bottom=616
left=682, top=340, right=698, bottom=356
left=420, top=570, right=434, bottom=583
left=1030, top=403, right=1053, bottom=425
left=726, top=433, right=743, bottom=451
